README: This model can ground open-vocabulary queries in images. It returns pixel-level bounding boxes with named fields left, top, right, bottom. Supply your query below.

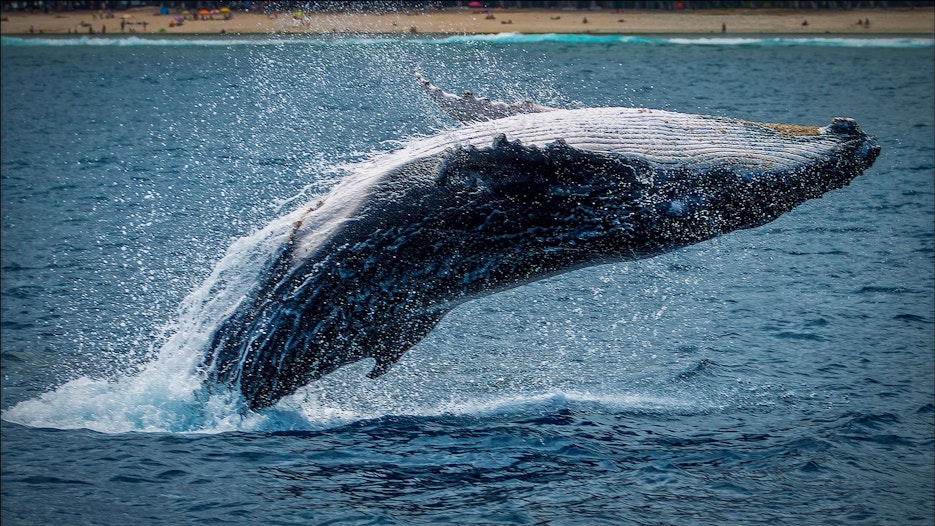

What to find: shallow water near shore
left=2, top=35, right=933, bottom=524
left=4, top=33, right=935, bottom=47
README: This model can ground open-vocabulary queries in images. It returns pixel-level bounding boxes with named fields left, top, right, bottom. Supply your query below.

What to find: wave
left=663, top=35, right=935, bottom=47
left=438, top=33, right=935, bottom=47
left=0, top=35, right=291, bottom=46
left=0, top=375, right=693, bottom=435
left=3, top=33, right=933, bottom=48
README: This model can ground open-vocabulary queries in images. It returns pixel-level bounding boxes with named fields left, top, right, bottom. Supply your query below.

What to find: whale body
left=201, top=80, right=879, bottom=411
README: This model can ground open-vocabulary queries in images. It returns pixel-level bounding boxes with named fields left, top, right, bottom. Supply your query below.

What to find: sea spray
left=2, top=207, right=304, bottom=433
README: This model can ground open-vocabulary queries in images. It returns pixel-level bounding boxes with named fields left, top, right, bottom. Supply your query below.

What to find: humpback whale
left=201, top=75, right=880, bottom=411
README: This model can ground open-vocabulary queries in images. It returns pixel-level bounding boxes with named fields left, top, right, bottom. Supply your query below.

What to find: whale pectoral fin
left=367, top=356, right=396, bottom=379
left=366, top=308, right=448, bottom=379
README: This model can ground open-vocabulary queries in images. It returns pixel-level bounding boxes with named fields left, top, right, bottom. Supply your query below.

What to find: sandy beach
left=2, top=6, right=933, bottom=36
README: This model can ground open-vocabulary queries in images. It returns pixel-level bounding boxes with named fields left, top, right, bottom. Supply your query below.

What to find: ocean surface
left=2, top=33, right=933, bottom=525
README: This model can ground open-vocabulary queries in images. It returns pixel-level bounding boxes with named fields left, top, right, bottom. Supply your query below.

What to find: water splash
left=2, top=204, right=304, bottom=433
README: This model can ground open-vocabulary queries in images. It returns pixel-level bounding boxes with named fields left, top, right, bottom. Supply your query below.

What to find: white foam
left=2, top=204, right=307, bottom=433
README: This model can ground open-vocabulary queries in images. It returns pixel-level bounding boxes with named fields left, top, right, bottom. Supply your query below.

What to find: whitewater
left=2, top=33, right=934, bottom=47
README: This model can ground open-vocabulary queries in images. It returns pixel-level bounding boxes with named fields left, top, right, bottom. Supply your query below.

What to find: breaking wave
left=3, top=34, right=933, bottom=48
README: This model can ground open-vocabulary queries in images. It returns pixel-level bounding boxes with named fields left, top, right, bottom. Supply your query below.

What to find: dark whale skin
left=202, top=110, right=880, bottom=411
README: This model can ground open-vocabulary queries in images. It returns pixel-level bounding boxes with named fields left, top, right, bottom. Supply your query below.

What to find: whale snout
left=857, top=135, right=882, bottom=169
left=825, top=117, right=881, bottom=168
left=861, top=140, right=882, bottom=168
left=825, top=117, right=862, bottom=135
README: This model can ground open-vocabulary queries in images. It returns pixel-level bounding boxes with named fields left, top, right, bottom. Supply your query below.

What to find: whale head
left=432, top=117, right=879, bottom=271
left=624, top=117, right=880, bottom=255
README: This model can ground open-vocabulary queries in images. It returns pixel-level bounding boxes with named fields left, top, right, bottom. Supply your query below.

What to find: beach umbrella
left=199, top=9, right=210, bottom=15
left=468, top=1, right=483, bottom=7
left=220, top=7, right=230, bottom=12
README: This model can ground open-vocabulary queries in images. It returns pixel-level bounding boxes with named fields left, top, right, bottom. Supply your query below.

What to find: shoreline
left=2, top=7, right=934, bottom=37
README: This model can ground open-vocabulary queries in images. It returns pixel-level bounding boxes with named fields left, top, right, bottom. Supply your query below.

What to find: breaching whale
left=201, top=75, right=880, bottom=411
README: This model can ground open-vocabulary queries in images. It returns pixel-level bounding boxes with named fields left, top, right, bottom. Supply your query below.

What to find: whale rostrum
left=201, top=76, right=880, bottom=411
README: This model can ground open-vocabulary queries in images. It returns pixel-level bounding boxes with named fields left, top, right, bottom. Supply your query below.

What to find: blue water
left=2, top=34, right=933, bottom=524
